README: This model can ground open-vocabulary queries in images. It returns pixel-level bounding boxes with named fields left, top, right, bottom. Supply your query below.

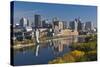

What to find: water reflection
left=15, top=38, right=74, bottom=55
left=14, top=36, right=85, bottom=65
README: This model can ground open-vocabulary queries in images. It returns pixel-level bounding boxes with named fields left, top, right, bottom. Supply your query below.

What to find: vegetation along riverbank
left=48, top=34, right=97, bottom=64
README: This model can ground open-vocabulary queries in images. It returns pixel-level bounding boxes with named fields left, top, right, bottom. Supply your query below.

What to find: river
left=13, top=36, right=85, bottom=66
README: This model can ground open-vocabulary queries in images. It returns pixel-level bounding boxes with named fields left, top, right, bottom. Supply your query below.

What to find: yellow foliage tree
left=70, top=50, right=85, bottom=58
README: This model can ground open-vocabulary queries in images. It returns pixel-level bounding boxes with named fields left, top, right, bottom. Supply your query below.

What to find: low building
left=25, top=26, right=32, bottom=32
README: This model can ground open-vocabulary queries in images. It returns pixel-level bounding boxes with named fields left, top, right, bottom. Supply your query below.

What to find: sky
left=12, top=1, right=97, bottom=27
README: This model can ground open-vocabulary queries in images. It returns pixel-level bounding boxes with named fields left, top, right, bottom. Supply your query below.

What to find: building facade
left=69, top=20, right=77, bottom=31
left=20, top=17, right=29, bottom=27
left=75, top=18, right=82, bottom=32
left=85, top=21, right=93, bottom=31
left=34, top=14, right=42, bottom=28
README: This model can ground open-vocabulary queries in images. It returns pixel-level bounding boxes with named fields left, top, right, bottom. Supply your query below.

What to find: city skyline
left=13, top=1, right=97, bottom=27
left=11, top=1, right=97, bottom=66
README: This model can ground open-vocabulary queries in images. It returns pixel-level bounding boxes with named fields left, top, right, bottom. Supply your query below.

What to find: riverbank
left=12, top=35, right=73, bottom=49
left=12, top=34, right=97, bottom=49
left=48, top=36, right=97, bottom=64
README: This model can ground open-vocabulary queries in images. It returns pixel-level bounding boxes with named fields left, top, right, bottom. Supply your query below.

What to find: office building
left=52, top=19, right=64, bottom=35
left=69, top=20, right=77, bottom=31
left=20, top=17, right=29, bottom=27
left=81, top=23, right=85, bottom=31
left=75, top=18, right=82, bottom=32
left=34, top=14, right=42, bottom=28
left=53, top=21, right=63, bottom=31
left=42, top=20, right=51, bottom=28
left=85, top=21, right=93, bottom=31
left=27, top=19, right=31, bottom=27
left=63, top=21, right=68, bottom=29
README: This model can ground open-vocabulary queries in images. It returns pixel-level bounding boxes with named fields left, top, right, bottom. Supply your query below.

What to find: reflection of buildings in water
left=14, top=45, right=35, bottom=54
left=50, top=39, right=70, bottom=56
left=33, top=38, right=72, bottom=56
left=72, top=35, right=86, bottom=43
left=35, top=29, right=40, bottom=43
left=53, top=40, right=63, bottom=53
left=15, top=36, right=79, bottom=57
left=16, top=48, right=27, bottom=54
left=72, top=36, right=78, bottom=43
left=72, top=35, right=87, bottom=43
left=35, top=45, right=40, bottom=56
left=52, top=40, right=63, bottom=55
left=15, top=43, right=41, bottom=57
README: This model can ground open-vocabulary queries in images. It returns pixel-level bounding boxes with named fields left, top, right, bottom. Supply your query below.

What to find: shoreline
left=12, top=36, right=73, bottom=49
left=12, top=34, right=95, bottom=49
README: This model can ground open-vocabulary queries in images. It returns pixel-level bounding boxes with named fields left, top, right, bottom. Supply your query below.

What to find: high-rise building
left=59, top=21, right=64, bottom=30
left=69, top=21, right=74, bottom=31
left=34, top=14, right=42, bottom=28
left=20, top=17, right=28, bottom=27
left=52, top=17, right=58, bottom=22
left=53, top=21, right=63, bottom=31
left=75, top=18, right=82, bottom=32
left=27, top=19, right=31, bottom=27
left=63, top=21, right=68, bottom=29
left=52, top=19, right=64, bottom=35
left=69, top=20, right=77, bottom=31
left=42, top=20, right=46, bottom=27
left=81, top=23, right=85, bottom=31
left=85, top=21, right=93, bottom=31
left=42, top=20, right=52, bottom=28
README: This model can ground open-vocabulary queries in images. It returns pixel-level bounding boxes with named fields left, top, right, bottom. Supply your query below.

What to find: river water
left=13, top=36, right=85, bottom=66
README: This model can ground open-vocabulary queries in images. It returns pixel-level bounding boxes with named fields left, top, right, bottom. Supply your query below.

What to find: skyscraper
left=63, top=21, right=68, bottom=29
left=20, top=17, right=28, bottom=27
left=53, top=21, right=63, bottom=31
left=69, top=20, right=77, bottom=31
left=34, top=14, right=42, bottom=28
left=75, top=18, right=82, bottom=32
left=81, top=23, right=85, bottom=31
left=27, top=19, right=31, bottom=27
left=85, top=21, right=93, bottom=31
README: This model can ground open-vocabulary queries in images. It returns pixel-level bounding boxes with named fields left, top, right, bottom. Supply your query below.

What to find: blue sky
left=13, top=1, right=97, bottom=27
